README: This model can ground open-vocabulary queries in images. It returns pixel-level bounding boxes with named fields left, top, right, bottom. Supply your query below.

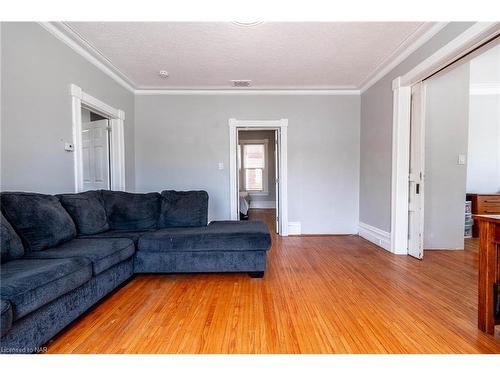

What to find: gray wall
left=359, top=23, right=475, bottom=232
left=135, top=94, right=360, bottom=234
left=1, top=22, right=135, bottom=193
left=423, top=63, right=470, bottom=250
left=238, top=130, right=276, bottom=205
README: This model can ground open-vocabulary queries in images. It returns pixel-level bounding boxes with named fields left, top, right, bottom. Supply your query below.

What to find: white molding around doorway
left=70, top=84, right=126, bottom=192
left=228, top=119, right=289, bottom=236
left=390, top=22, right=500, bottom=255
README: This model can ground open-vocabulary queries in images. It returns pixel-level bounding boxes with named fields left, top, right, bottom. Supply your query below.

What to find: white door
left=274, top=130, right=280, bottom=234
left=408, top=82, right=426, bottom=259
left=82, top=119, right=110, bottom=191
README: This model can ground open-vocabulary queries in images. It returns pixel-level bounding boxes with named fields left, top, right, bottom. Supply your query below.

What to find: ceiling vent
left=231, top=80, right=252, bottom=88
left=159, top=70, right=169, bottom=78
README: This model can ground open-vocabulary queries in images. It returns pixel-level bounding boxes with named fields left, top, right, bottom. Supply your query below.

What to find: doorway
left=81, top=108, right=111, bottom=191
left=237, top=129, right=278, bottom=232
left=407, top=40, right=500, bottom=259
left=70, top=84, right=126, bottom=193
left=228, top=119, right=288, bottom=236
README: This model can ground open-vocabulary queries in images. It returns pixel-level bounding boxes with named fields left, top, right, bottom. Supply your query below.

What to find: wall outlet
left=64, top=143, right=74, bottom=152
left=218, top=162, right=224, bottom=170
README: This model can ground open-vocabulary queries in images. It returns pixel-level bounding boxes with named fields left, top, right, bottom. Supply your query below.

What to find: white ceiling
left=62, top=22, right=437, bottom=90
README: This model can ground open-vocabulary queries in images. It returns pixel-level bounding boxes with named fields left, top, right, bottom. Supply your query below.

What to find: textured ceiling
left=66, top=22, right=428, bottom=89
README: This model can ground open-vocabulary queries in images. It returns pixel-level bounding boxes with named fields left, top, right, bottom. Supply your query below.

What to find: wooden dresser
left=473, top=214, right=500, bottom=334
left=467, top=194, right=500, bottom=237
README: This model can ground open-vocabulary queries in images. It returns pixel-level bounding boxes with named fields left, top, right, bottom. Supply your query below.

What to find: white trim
left=71, top=93, right=84, bottom=193
left=250, top=201, right=276, bottom=209
left=360, top=23, right=449, bottom=93
left=358, top=222, right=391, bottom=252
left=38, top=22, right=135, bottom=93
left=288, top=222, right=302, bottom=236
left=401, top=22, right=500, bottom=86
left=70, top=84, right=126, bottom=192
left=390, top=22, right=500, bottom=255
left=135, top=89, right=360, bottom=95
left=39, top=21, right=498, bottom=98
left=109, top=118, right=126, bottom=192
left=229, top=119, right=288, bottom=236
left=39, top=21, right=457, bottom=95
left=71, top=84, right=125, bottom=120
left=391, top=80, right=412, bottom=255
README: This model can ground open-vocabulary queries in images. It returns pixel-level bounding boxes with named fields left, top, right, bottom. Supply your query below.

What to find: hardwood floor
left=464, top=237, right=479, bottom=254
left=45, top=213, right=500, bottom=353
left=248, top=208, right=276, bottom=229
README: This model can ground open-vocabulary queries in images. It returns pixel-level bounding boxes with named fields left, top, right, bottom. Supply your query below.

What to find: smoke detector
left=231, top=80, right=252, bottom=88
left=232, top=21, right=263, bottom=28
left=159, top=70, right=169, bottom=78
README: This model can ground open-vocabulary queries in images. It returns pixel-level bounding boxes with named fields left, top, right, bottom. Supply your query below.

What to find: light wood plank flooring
left=45, top=211, right=500, bottom=353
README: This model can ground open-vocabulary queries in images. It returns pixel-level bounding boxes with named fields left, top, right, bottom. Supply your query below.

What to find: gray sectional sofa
left=0, top=190, right=271, bottom=353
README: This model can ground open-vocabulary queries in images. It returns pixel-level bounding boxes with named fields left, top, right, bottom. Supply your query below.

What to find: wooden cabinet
left=474, top=214, right=500, bottom=334
left=467, top=194, right=500, bottom=237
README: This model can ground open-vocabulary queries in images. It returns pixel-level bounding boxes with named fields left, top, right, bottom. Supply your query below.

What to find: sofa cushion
left=1, top=192, right=76, bottom=252
left=25, top=238, right=135, bottom=276
left=138, top=220, right=272, bottom=253
left=79, top=229, right=155, bottom=245
left=1, top=300, right=13, bottom=337
left=0, top=257, right=92, bottom=320
left=1, top=212, right=24, bottom=263
left=57, top=191, right=109, bottom=235
left=158, top=190, right=208, bottom=228
left=101, top=191, right=160, bottom=231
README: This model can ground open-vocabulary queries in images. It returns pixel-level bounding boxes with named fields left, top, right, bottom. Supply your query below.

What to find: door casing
left=70, top=84, right=126, bottom=192
left=391, top=23, right=500, bottom=255
left=229, top=119, right=288, bottom=236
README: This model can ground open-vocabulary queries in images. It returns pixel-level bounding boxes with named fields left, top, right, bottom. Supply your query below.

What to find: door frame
left=390, top=22, right=500, bottom=254
left=407, top=82, right=427, bottom=259
left=228, top=119, right=289, bottom=236
left=70, top=84, right=126, bottom=192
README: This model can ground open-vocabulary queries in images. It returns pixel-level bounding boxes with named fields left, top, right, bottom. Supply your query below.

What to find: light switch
left=64, top=143, right=74, bottom=152
left=457, top=154, right=466, bottom=165
left=218, top=162, right=224, bottom=170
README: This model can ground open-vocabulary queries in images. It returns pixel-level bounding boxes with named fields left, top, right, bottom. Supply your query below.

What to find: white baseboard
left=288, top=222, right=302, bottom=235
left=250, top=200, right=276, bottom=209
left=358, top=222, right=391, bottom=252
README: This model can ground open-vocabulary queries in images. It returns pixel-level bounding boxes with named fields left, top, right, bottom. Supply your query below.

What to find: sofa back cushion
left=101, top=191, right=160, bottom=230
left=1, top=212, right=24, bottom=263
left=0, top=192, right=77, bottom=252
left=57, top=191, right=109, bottom=235
left=158, top=190, right=208, bottom=228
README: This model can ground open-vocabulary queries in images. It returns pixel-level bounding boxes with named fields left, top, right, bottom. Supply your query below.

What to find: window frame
left=239, top=139, right=269, bottom=195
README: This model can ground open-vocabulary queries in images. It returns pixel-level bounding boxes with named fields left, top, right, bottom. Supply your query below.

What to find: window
left=239, top=140, right=268, bottom=193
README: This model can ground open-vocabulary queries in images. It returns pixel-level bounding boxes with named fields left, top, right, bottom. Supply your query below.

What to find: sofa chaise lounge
left=0, top=189, right=271, bottom=353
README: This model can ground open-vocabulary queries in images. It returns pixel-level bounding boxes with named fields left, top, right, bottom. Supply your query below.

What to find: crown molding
left=134, top=89, right=360, bottom=95
left=36, top=21, right=359, bottom=95
left=39, top=21, right=447, bottom=96
left=38, top=22, right=136, bottom=93
left=359, top=22, right=449, bottom=93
